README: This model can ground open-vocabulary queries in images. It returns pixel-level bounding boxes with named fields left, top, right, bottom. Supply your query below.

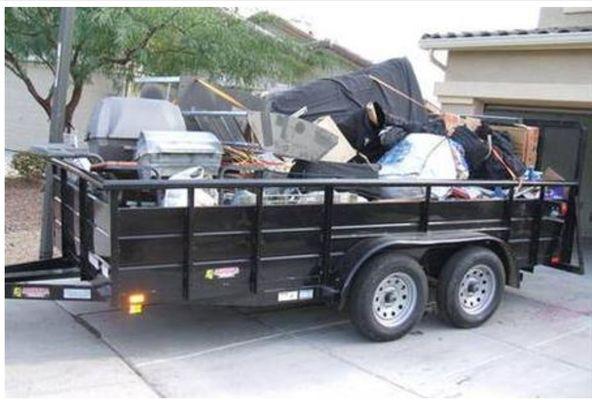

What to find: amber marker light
left=128, top=293, right=145, bottom=315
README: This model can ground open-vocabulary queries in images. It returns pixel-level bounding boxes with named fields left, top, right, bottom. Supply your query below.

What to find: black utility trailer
left=6, top=154, right=585, bottom=341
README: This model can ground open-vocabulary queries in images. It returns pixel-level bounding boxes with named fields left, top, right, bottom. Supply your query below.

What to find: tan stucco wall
left=5, top=62, right=118, bottom=152
left=539, top=7, right=592, bottom=28
left=436, top=49, right=592, bottom=114
left=445, top=49, right=592, bottom=84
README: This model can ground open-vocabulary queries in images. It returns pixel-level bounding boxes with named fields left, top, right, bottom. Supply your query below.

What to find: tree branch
left=102, top=9, right=181, bottom=66
left=33, top=51, right=56, bottom=75
left=37, top=8, right=58, bottom=48
left=5, top=49, right=51, bottom=117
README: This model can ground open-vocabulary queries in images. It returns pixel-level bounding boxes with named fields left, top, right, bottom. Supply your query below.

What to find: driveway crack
left=55, top=301, right=166, bottom=398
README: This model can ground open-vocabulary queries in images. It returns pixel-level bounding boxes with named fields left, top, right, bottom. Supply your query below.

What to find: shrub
left=11, top=152, right=46, bottom=179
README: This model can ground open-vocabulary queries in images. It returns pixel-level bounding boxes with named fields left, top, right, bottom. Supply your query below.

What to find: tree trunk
left=64, top=81, right=84, bottom=132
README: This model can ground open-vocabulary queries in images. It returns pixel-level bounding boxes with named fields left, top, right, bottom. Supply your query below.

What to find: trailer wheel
left=437, top=246, right=505, bottom=328
left=349, top=253, right=428, bottom=341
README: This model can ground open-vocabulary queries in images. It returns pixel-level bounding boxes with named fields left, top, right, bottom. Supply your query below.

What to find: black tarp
left=267, top=58, right=427, bottom=129
left=289, top=160, right=382, bottom=198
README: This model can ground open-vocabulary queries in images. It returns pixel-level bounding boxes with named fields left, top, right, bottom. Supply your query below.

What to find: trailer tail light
left=128, top=293, right=145, bottom=315
left=559, top=202, right=569, bottom=217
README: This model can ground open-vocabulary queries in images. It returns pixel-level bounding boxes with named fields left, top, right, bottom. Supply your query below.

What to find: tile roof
left=421, top=25, right=592, bottom=40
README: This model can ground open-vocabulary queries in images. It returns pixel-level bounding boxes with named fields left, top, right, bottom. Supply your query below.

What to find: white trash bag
left=378, top=133, right=469, bottom=199
left=163, top=166, right=218, bottom=207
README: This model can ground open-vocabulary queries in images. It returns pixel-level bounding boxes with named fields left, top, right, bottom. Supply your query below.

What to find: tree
left=5, top=7, right=350, bottom=131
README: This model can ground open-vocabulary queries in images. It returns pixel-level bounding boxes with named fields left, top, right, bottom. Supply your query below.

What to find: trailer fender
left=336, top=231, right=517, bottom=310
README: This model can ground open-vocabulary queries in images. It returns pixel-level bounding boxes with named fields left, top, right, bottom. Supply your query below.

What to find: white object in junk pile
left=163, top=166, right=218, bottom=207
left=378, top=133, right=469, bottom=199
left=298, top=191, right=369, bottom=205
left=63, top=133, right=92, bottom=172
left=71, top=158, right=92, bottom=172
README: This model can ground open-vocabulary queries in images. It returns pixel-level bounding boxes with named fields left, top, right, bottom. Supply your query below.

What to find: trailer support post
left=420, top=185, right=432, bottom=232
left=529, top=184, right=545, bottom=266
left=504, top=186, right=515, bottom=242
left=109, top=190, right=120, bottom=305
left=321, top=186, right=334, bottom=285
left=251, top=187, right=263, bottom=293
left=183, top=188, right=195, bottom=300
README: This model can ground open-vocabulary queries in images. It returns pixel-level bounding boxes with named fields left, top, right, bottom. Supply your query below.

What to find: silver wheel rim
left=372, top=272, right=417, bottom=327
left=459, top=264, right=496, bottom=315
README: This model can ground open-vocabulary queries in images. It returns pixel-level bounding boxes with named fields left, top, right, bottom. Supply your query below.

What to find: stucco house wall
left=539, top=7, right=592, bottom=28
left=435, top=48, right=592, bottom=115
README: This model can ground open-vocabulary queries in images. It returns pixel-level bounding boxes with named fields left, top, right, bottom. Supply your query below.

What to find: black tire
left=437, top=246, right=505, bottom=328
left=349, top=253, right=428, bottom=342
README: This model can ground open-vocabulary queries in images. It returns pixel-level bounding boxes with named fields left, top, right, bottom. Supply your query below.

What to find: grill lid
left=135, top=130, right=223, bottom=157
left=86, top=97, right=186, bottom=140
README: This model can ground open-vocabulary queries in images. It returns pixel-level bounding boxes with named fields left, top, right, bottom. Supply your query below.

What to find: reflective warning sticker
left=22, top=287, right=50, bottom=299
left=205, top=267, right=240, bottom=280
left=213, top=267, right=240, bottom=279
left=278, top=291, right=298, bottom=302
left=89, top=252, right=110, bottom=278
left=64, top=288, right=92, bottom=300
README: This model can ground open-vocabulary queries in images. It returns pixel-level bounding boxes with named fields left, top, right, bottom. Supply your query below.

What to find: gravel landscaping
left=5, top=178, right=44, bottom=264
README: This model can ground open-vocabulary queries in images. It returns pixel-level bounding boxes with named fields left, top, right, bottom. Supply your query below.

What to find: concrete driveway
left=6, top=255, right=592, bottom=398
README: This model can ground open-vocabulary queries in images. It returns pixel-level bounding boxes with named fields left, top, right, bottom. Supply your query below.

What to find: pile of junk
left=66, top=58, right=564, bottom=208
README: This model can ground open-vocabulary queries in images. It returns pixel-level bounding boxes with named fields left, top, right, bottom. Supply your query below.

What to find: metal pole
left=39, top=7, right=76, bottom=260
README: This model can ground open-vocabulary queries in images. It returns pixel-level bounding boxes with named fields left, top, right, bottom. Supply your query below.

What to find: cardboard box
left=491, top=124, right=539, bottom=167
left=315, top=116, right=357, bottom=163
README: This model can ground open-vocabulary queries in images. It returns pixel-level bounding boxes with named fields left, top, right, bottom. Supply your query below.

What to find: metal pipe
left=428, top=49, right=447, bottom=71
left=49, top=8, right=76, bottom=142
left=40, top=7, right=76, bottom=260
